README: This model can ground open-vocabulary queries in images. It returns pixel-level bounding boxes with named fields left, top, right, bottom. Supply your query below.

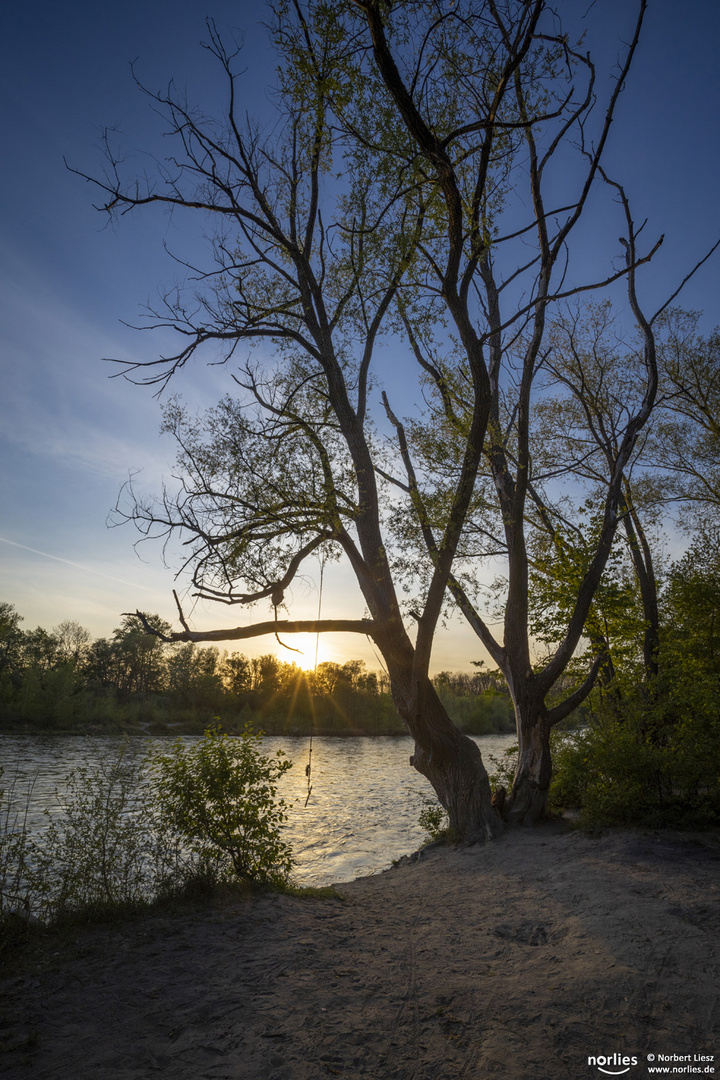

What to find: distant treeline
left=0, top=604, right=514, bottom=736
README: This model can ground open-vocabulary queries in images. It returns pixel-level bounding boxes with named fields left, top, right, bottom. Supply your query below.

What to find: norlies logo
left=588, top=1054, right=639, bottom=1075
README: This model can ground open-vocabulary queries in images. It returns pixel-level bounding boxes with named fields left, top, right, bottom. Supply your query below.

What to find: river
left=0, top=733, right=516, bottom=887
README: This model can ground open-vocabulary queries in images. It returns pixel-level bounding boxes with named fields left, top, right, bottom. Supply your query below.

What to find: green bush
left=487, top=745, right=518, bottom=792
left=0, top=767, right=33, bottom=924
left=0, top=727, right=296, bottom=946
left=25, top=743, right=186, bottom=921
left=418, top=795, right=449, bottom=843
left=549, top=686, right=720, bottom=828
left=148, top=725, right=294, bottom=886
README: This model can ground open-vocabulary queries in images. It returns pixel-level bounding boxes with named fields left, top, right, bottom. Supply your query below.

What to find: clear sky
left=1, top=0, right=719, bottom=673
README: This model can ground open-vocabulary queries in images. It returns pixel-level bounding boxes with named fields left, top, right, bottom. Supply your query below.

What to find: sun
left=285, top=634, right=332, bottom=671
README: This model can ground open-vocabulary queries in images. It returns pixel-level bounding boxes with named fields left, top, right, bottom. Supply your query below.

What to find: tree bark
left=620, top=492, right=659, bottom=679
left=506, top=716, right=552, bottom=824
left=381, top=639, right=502, bottom=841
left=503, top=675, right=552, bottom=824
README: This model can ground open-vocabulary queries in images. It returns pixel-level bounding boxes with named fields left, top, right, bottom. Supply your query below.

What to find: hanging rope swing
left=305, top=555, right=324, bottom=807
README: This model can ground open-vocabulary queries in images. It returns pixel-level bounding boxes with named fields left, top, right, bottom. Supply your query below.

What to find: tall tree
left=53, top=620, right=92, bottom=668
left=528, top=302, right=664, bottom=682
left=82, top=3, right=527, bottom=839
left=353, top=0, right=717, bottom=820
left=110, top=615, right=170, bottom=699
left=78, top=0, right=715, bottom=831
left=0, top=602, right=23, bottom=677
left=652, top=312, right=720, bottom=526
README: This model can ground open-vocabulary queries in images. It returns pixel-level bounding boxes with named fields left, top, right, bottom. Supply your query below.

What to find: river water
left=0, top=733, right=516, bottom=887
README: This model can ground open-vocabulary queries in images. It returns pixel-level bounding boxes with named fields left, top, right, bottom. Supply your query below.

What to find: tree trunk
left=620, top=495, right=659, bottom=680
left=504, top=678, right=552, bottom=825
left=411, top=733, right=501, bottom=842
left=384, top=649, right=502, bottom=842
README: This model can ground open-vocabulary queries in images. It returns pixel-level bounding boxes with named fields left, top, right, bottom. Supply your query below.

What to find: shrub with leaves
left=26, top=743, right=184, bottom=921
left=487, top=745, right=518, bottom=794
left=0, top=767, right=34, bottom=923
left=549, top=680, right=720, bottom=828
left=148, top=725, right=294, bottom=885
left=418, top=795, right=449, bottom=843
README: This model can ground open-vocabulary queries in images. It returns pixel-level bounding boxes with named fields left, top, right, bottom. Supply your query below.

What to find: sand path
left=1, top=824, right=719, bottom=1079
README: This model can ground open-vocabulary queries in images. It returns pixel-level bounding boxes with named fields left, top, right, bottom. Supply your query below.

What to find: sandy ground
left=1, top=823, right=719, bottom=1080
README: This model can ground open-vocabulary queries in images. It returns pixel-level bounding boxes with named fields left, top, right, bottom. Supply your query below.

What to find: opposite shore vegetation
left=0, top=604, right=515, bottom=737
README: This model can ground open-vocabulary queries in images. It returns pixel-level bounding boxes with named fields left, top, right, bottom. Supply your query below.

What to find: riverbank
left=0, top=716, right=413, bottom=738
left=0, top=711, right=515, bottom=739
left=2, top=823, right=718, bottom=1079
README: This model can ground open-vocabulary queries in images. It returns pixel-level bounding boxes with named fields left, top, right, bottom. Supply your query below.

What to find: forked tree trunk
left=504, top=679, right=553, bottom=825
left=385, top=652, right=502, bottom=842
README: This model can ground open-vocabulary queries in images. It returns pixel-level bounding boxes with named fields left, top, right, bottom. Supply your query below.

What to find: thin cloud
left=0, top=536, right=156, bottom=592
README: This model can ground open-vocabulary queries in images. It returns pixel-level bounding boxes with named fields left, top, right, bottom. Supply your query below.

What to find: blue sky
left=1, top=0, right=719, bottom=672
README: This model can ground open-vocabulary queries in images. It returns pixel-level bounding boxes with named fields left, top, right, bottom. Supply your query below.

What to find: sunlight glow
left=281, top=633, right=332, bottom=671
